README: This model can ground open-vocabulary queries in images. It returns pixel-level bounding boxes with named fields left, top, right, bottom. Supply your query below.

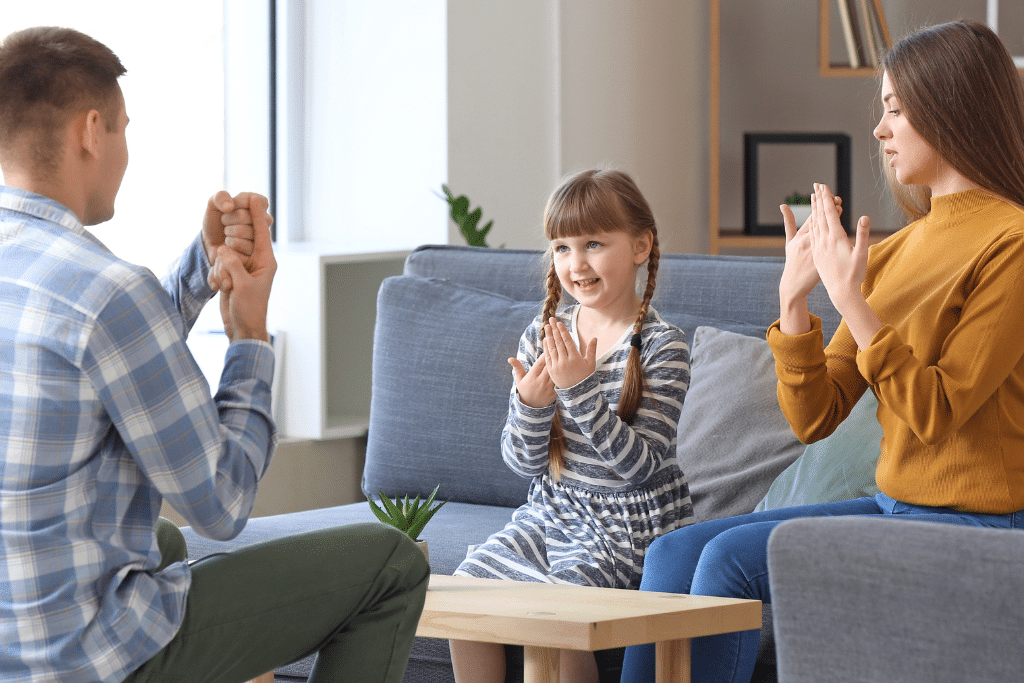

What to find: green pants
left=125, top=520, right=430, bottom=683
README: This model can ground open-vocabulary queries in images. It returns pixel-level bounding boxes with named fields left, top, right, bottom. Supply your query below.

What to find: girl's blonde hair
left=539, top=169, right=659, bottom=479
left=879, top=20, right=1024, bottom=220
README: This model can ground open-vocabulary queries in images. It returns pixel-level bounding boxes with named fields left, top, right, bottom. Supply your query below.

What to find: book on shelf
left=836, top=0, right=861, bottom=68
left=858, top=0, right=879, bottom=66
left=870, top=0, right=892, bottom=52
left=835, top=0, right=891, bottom=69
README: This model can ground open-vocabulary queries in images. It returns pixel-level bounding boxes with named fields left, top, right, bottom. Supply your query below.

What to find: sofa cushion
left=365, top=275, right=539, bottom=507
left=755, top=390, right=883, bottom=511
left=675, top=326, right=806, bottom=522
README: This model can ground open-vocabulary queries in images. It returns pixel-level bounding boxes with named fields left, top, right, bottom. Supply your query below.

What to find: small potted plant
left=368, top=485, right=446, bottom=563
left=784, top=190, right=812, bottom=226
left=440, top=184, right=498, bottom=247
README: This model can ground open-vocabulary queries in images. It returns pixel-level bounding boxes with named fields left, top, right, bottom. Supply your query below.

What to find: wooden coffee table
left=419, top=575, right=761, bottom=683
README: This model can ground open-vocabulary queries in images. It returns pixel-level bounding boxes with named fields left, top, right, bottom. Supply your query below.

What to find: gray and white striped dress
left=455, top=304, right=693, bottom=589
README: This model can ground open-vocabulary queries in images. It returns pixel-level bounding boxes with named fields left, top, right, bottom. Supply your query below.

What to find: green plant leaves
left=367, top=485, right=446, bottom=541
left=441, top=184, right=494, bottom=247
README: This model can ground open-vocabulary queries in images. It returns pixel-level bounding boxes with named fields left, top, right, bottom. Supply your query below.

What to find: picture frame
left=743, top=132, right=852, bottom=236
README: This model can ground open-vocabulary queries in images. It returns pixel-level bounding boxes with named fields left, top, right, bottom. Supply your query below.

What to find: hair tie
left=630, top=333, right=642, bottom=350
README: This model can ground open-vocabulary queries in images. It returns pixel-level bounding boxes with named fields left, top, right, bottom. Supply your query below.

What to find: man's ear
left=78, top=109, right=102, bottom=160
left=633, top=231, right=654, bottom=265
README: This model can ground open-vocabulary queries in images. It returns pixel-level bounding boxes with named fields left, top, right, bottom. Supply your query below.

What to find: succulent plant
left=784, top=190, right=812, bottom=205
left=368, top=485, right=446, bottom=541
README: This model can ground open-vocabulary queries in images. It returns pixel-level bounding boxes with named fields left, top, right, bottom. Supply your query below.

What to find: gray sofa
left=768, top=517, right=1024, bottom=683
left=181, top=244, right=857, bottom=682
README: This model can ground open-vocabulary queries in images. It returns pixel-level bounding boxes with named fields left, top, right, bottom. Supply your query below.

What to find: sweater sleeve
left=856, top=233, right=1024, bottom=444
left=768, top=314, right=867, bottom=443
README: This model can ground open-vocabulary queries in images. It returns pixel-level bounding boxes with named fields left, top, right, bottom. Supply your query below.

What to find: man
left=0, top=26, right=428, bottom=682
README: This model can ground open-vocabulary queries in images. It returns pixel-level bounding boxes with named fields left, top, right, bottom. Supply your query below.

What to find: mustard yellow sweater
left=768, top=189, right=1024, bottom=513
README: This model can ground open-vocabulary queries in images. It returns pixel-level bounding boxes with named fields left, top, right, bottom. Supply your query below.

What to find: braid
left=541, top=258, right=566, bottom=480
left=536, top=168, right=659, bottom=481
left=618, top=235, right=659, bottom=424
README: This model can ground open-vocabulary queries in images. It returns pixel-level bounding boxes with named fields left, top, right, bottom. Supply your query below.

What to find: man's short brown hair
left=0, top=26, right=126, bottom=176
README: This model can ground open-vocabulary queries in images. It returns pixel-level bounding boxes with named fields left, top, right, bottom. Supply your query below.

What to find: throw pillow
left=365, top=276, right=540, bottom=508
left=754, top=390, right=882, bottom=511
left=675, top=326, right=806, bottom=521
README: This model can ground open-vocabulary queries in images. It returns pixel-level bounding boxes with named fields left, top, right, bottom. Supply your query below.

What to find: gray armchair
left=767, top=517, right=1024, bottom=683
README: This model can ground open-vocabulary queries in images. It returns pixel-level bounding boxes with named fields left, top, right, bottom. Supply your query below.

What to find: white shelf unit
left=269, top=246, right=408, bottom=440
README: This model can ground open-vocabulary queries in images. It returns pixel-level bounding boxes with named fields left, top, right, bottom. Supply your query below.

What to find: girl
left=621, top=19, right=1024, bottom=683
left=450, top=169, right=693, bottom=683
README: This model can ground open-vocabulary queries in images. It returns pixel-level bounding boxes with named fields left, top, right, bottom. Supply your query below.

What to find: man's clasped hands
left=200, top=191, right=277, bottom=344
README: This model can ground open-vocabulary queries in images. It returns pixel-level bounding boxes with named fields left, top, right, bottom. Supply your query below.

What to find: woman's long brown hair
left=539, top=169, right=660, bottom=480
left=879, top=20, right=1024, bottom=220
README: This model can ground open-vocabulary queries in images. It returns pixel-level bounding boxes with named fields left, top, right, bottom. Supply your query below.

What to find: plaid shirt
left=0, top=187, right=277, bottom=682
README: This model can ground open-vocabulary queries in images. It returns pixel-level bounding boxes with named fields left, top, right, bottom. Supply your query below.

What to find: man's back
left=1, top=186, right=195, bottom=681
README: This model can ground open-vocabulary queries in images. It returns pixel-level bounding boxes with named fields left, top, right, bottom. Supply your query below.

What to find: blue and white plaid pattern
left=0, top=187, right=277, bottom=682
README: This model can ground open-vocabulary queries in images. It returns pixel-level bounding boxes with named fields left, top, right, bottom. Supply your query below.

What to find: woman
left=620, top=19, right=1024, bottom=683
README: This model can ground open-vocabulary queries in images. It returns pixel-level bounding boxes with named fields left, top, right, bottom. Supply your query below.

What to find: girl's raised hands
left=508, top=353, right=557, bottom=409
left=542, top=318, right=598, bottom=389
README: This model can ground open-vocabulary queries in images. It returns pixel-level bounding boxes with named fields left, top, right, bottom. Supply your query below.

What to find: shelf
left=820, top=64, right=879, bottom=78
left=819, top=0, right=890, bottom=79
left=324, top=414, right=371, bottom=440
left=718, top=228, right=897, bottom=251
left=269, top=248, right=408, bottom=440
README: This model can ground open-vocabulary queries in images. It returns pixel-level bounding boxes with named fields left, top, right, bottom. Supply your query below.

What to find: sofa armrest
left=767, top=517, right=1024, bottom=683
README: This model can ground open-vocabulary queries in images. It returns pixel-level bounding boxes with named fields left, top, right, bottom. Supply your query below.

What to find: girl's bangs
left=544, top=188, right=626, bottom=240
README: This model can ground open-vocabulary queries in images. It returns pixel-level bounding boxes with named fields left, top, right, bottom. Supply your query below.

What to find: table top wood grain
left=418, top=575, right=762, bottom=652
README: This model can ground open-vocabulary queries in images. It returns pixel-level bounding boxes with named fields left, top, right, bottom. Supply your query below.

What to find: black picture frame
left=743, top=132, right=852, bottom=236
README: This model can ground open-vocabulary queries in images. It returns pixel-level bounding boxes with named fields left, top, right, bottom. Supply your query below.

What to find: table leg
left=655, top=638, right=691, bottom=683
left=523, top=645, right=559, bottom=683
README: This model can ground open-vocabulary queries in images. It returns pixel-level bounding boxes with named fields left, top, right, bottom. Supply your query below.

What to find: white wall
left=447, top=1, right=708, bottom=254
left=276, top=0, right=449, bottom=252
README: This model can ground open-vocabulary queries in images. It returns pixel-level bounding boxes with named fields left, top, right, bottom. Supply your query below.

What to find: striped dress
left=455, top=304, right=693, bottom=589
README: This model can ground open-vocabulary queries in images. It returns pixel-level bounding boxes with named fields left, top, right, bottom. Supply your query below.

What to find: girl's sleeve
left=558, top=326, right=690, bottom=486
left=501, top=319, right=556, bottom=478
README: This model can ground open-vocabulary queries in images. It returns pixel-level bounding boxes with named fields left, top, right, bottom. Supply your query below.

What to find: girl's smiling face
left=550, top=230, right=651, bottom=319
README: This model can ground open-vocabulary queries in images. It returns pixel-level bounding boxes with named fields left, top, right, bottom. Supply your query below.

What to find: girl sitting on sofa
left=449, top=168, right=693, bottom=683
left=621, top=19, right=1024, bottom=683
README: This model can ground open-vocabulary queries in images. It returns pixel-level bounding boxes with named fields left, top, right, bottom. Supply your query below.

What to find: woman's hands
left=808, top=183, right=871, bottom=315
left=508, top=319, right=597, bottom=408
left=779, top=191, right=842, bottom=334
left=808, top=183, right=881, bottom=349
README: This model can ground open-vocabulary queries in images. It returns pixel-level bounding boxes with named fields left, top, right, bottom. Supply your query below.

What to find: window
left=5, top=2, right=229, bottom=276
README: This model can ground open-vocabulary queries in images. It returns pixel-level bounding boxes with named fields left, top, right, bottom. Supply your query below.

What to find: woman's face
left=873, top=72, right=946, bottom=191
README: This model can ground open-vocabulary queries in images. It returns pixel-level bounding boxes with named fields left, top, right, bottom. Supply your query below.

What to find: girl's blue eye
left=587, top=241, right=601, bottom=249
left=888, top=109, right=900, bottom=116
left=554, top=244, right=569, bottom=253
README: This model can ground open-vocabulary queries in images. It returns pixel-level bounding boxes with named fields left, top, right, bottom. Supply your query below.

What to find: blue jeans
left=619, top=493, right=1024, bottom=683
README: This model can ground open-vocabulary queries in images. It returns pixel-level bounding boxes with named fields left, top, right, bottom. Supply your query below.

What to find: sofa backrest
left=404, top=245, right=842, bottom=339
left=363, top=245, right=842, bottom=508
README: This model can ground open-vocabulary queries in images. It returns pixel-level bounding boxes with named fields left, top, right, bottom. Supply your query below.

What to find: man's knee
left=156, top=517, right=188, bottom=571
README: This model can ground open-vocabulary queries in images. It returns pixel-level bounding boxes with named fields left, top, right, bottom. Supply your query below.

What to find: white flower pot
left=787, top=204, right=812, bottom=225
